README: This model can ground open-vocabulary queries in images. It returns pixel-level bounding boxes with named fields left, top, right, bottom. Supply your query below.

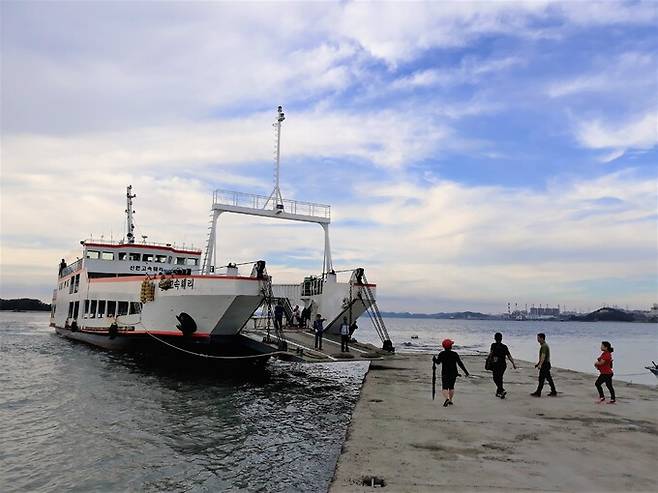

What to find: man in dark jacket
left=313, top=314, right=325, bottom=350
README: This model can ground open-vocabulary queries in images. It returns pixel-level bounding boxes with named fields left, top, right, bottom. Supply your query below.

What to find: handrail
left=81, top=238, right=201, bottom=252
left=212, top=189, right=331, bottom=219
left=59, top=258, right=83, bottom=278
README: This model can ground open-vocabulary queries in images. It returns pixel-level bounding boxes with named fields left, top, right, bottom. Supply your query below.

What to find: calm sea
left=1, top=312, right=656, bottom=492
left=0, top=312, right=367, bottom=493
left=357, top=316, right=658, bottom=386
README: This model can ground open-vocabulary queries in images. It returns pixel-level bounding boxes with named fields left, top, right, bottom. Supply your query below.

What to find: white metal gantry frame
left=202, top=106, right=333, bottom=276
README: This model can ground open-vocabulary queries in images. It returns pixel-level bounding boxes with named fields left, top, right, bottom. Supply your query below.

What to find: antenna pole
left=125, top=185, right=136, bottom=244
left=265, top=106, right=285, bottom=210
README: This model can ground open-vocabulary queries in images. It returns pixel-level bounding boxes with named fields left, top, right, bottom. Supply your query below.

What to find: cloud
left=391, top=56, right=523, bottom=90
left=576, top=112, right=658, bottom=151
left=546, top=52, right=656, bottom=98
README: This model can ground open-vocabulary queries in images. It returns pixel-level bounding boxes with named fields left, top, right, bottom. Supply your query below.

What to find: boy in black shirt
left=434, top=339, right=470, bottom=407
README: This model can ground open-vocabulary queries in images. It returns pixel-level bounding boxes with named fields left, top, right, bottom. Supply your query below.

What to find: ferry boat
left=50, top=186, right=273, bottom=359
left=51, top=106, right=393, bottom=360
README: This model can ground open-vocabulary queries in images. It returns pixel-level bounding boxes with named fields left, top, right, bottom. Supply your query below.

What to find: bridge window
left=118, top=252, right=127, bottom=260
left=98, top=300, right=106, bottom=318
left=129, top=302, right=142, bottom=314
left=176, top=257, right=186, bottom=265
left=155, top=255, right=168, bottom=263
left=129, top=253, right=140, bottom=261
left=185, top=258, right=199, bottom=266
left=117, top=301, right=129, bottom=316
left=143, top=254, right=153, bottom=262
left=86, top=250, right=100, bottom=259
left=101, top=252, right=114, bottom=261
left=107, top=301, right=116, bottom=318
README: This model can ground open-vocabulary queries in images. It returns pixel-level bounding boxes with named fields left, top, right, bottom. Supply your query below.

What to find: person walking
left=488, top=332, right=517, bottom=399
left=594, top=341, right=616, bottom=404
left=273, top=301, right=285, bottom=332
left=531, top=333, right=557, bottom=397
left=313, top=314, right=325, bottom=350
left=340, top=316, right=350, bottom=352
left=434, top=339, right=470, bottom=407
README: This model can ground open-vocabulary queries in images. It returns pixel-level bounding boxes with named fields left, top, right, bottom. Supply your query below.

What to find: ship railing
left=59, top=258, right=83, bottom=278
left=81, top=238, right=200, bottom=252
left=212, top=189, right=331, bottom=220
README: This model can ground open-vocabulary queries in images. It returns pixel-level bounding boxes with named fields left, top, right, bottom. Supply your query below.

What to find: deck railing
left=212, top=189, right=331, bottom=220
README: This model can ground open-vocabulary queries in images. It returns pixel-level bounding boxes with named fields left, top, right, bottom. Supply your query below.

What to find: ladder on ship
left=351, top=269, right=394, bottom=352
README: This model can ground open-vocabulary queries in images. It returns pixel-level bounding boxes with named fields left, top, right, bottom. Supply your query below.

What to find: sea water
left=356, top=317, right=658, bottom=386
left=1, top=312, right=656, bottom=492
left=0, top=312, right=367, bottom=492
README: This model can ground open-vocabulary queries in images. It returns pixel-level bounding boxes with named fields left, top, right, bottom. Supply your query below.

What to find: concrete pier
left=330, top=354, right=658, bottom=492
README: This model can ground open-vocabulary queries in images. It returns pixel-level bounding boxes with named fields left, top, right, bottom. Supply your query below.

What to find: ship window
left=73, top=301, right=79, bottom=319
left=185, top=258, right=199, bottom=266
left=68, top=302, right=74, bottom=318
left=83, top=299, right=90, bottom=317
left=176, top=257, right=186, bottom=265
left=98, top=300, right=106, bottom=318
left=142, top=254, right=153, bottom=262
left=86, top=250, right=100, bottom=259
left=73, top=274, right=80, bottom=293
left=101, top=252, right=114, bottom=261
left=129, top=302, right=142, bottom=314
left=107, top=301, right=116, bottom=318
left=69, top=280, right=74, bottom=294
left=117, top=301, right=129, bottom=316
left=167, top=256, right=172, bottom=263
left=129, top=252, right=140, bottom=261
left=118, top=252, right=127, bottom=261
left=155, top=255, right=168, bottom=263
left=89, top=300, right=97, bottom=318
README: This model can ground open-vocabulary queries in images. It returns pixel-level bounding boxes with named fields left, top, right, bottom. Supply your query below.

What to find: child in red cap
left=434, top=339, right=470, bottom=407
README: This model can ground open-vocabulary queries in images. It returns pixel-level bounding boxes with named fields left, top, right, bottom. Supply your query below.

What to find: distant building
left=529, top=306, right=560, bottom=317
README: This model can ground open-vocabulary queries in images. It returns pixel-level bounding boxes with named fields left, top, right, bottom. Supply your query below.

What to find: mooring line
left=144, top=331, right=287, bottom=360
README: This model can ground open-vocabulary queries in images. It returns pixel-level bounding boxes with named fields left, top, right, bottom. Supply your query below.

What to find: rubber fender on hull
left=176, top=312, right=197, bottom=336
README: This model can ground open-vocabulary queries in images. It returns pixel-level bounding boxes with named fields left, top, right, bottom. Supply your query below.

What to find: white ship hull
left=52, top=271, right=266, bottom=342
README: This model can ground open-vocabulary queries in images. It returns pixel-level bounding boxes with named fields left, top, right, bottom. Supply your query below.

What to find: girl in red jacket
left=594, top=341, right=615, bottom=404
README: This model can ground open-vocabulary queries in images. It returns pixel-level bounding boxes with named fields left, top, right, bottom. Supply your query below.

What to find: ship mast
left=264, top=105, right=285, bottom=211
left=125, top=185, right=136, bottom=244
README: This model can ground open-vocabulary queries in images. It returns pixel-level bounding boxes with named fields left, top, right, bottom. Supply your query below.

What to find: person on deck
left=292, top=305, right=300, bottom=327
left=531, top=333, right=557, bottom=397
left=274, top=301, right=284, bottom=332
left=594, top=341, right=616, bottom=404
left=434, top=339, right=470, bottom=407
left=313, top=314, right=325, bottom=350
left=340, top=316, right=350, bottom=352
left=488, top=332, right=517, bottom=399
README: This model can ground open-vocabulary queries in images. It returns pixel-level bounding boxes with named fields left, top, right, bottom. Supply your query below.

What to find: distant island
left=381, top=311, right=496, bottom=320
left=382, top=307, right=657, bottom=323
left=0, top=298, right=51, bottom=311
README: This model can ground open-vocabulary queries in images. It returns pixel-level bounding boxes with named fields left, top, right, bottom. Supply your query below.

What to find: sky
left=1, top=1, right=657, bottom=313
